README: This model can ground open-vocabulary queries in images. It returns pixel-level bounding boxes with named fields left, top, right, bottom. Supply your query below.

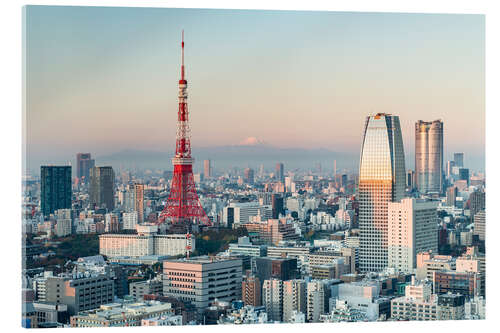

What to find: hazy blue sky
left=25, top=6, right=485, bottom=171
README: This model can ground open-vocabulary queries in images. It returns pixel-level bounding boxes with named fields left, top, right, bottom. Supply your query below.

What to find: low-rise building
left=437, top=293, right=465, bottom=320
left=99, top=224, right=194, bottom=258
left=391, top=278, right=438, bottom=321
left=416, top=251, right=455, bottom=281
left=70, top=301, right=174, bottom=327
left=129, top=278, right=163, bottom=300
left=433, top=270, right=481, bottom=298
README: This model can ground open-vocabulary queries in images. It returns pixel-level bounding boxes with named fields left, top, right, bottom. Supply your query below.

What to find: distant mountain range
left=94, top=146, right=359, bottom=173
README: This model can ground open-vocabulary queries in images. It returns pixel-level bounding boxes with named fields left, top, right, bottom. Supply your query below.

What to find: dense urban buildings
left=21, top=24, right=486, bottom=329
left=415, top=120, right=444, bottom=194
left=358, top=113, right=406, bottom=272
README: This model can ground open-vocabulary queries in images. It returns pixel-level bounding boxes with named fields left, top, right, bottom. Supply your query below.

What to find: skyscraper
left=358, top=113, right=405, bottom=272
left=271, top=194, right=284, bottom=219
left=459, top=168, right=470, bottom=186
left=469, top=190, right=485, bottom=219
left=244, top=168, right=254, bottom=184
left=446, top=186, right=458, bottom=207
left=133, top=183, right=144, bottom=224
left=415, top=120, right=443, bottom=194
left=454, top=153, right=464, bottom=168
left=76, top=153, right=95, bottom=184
left=40, top=166, right=72, bottom=216
left=89, top=166, right=115, bottom=211
left=275, top=162, right=284, bottom=183
left=203, top=159, right=211, bottom=179
left=446, top=160, right=455, bottom=179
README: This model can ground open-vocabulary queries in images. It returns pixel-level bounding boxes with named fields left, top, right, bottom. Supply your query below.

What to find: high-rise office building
left=459, top=168, right=470, bottom=186
left=258, top=164, right=265, bottom=179
left=203, top=159, right=211, bottom=178
left=358, top=113, right=405, bottom=272
left=275, top=163, right=284, bottom=183
left=387, top=198, right=438, bottom=273
left=133, top=183, right=144, bottom=223
left=76, top=153, right=95, bottom=184
left=406, top=170, right=416, bottom=190
left=162, top=256, right=242, bottom=311
left=271, top=194, right=284, bottom=219
left=446, top=161, right=455, bottom=179
left=89, top=166, right=115, bottom=211
left=454, top=153, right=464, bottom=168
left=255, top=257, right=298, bottom=285
left=446, top=186, right=458, bottom=207
left=415, top=120, right=443, bottom=194
left=469, top=190, right=485, bottom=219
left=473, top=211, right=485, bottom=242
left=244, top=168, right=255, bottom=184
left=40, top=166, right=72, bottom=216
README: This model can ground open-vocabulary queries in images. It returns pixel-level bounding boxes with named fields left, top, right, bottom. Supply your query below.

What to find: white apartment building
left=123, top=211, right=138, bottom=230
left=306, top=280, right=327, bottom=323
left=262, top=279, right=284, bottom=322
left=282, top=279, right=307, bottom=323
left=99, top=224, right=194, bottom=258
left=55, top=218, right=72, bottom=237
left=222, top=202, right=272, bottom=228
left=387, top=198, right=438, bottom=273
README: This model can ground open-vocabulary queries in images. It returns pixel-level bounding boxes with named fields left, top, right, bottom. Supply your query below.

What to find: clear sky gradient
left=25, top=6, right=485, bottom=171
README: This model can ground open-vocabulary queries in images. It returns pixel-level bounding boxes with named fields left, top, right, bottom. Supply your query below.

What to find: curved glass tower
left=358, top=113, right=406, bottom=272
left=415, top=120, right=444, bottom=194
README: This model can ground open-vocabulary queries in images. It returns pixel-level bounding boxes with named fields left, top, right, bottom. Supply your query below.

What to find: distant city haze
left=24, top=6, right=485, bottom=174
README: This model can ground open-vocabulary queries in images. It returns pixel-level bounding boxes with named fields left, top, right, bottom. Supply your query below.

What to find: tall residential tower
left=415, top=120, right=443, bottom=194
left=358, top=113, right=406, bottom=272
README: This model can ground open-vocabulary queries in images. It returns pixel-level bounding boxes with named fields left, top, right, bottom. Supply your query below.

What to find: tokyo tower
left=158, top=31, right=211, bottom=231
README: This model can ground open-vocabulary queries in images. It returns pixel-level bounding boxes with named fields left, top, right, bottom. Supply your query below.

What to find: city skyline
left=25, top=6, right=485, bottom=172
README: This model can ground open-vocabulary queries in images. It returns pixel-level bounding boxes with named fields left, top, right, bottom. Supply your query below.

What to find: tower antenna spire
left=181, top=30, right=185, bottom=81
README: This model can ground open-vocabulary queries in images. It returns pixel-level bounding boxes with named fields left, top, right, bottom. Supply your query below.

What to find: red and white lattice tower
left=158, top=31, right=211, bottom=229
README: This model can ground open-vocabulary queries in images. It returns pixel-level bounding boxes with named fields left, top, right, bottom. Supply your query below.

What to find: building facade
left=76, top=153, right=95, bottom=184
left=387, top=198, right=438, bottom=273
left=358, top=113, right=406, bottom=272
left=89, top=166, right=115, bottom=211
left=162, top=256, right=242, bottom=311
left=40, top=166, right=72, bottom=216
left=415, top=120, right=443, bottom=194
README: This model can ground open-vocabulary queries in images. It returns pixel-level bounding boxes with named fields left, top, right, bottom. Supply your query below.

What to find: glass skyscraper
left=89, top=166, right=115, bottom=211
left=40, top=165, right=72, bottom=216
left=415, top=120, right=444, bottom=194
left=358, top=113, right=406, bottom=272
